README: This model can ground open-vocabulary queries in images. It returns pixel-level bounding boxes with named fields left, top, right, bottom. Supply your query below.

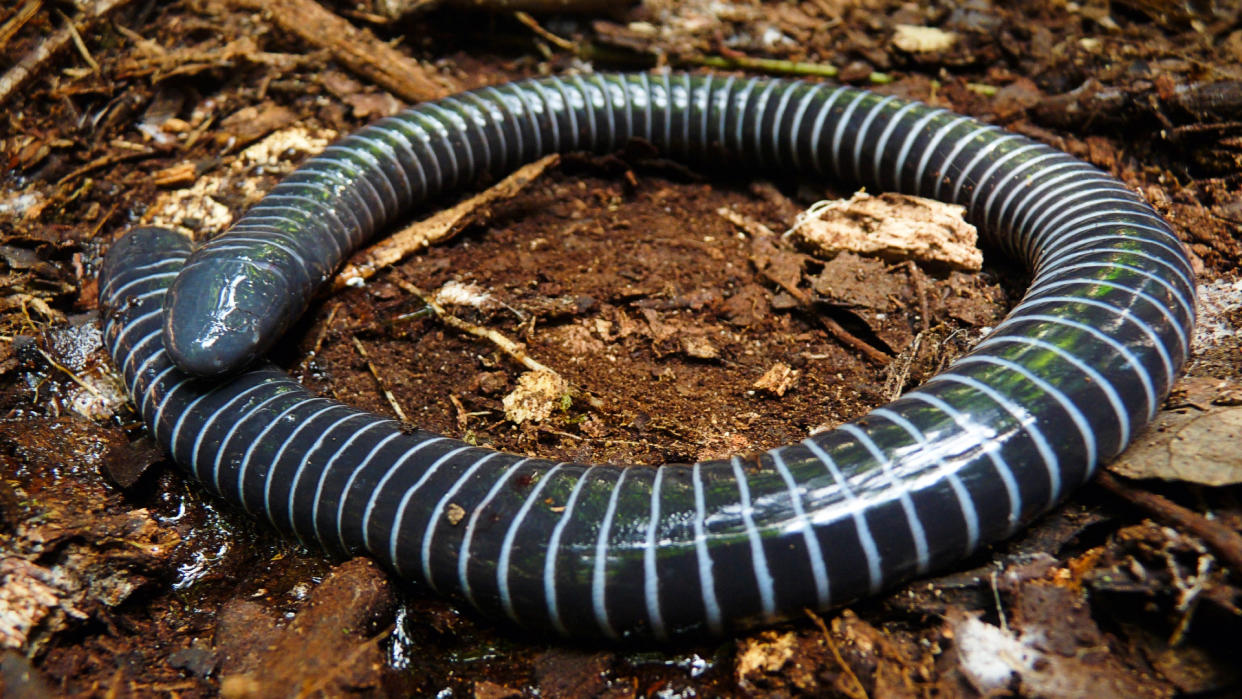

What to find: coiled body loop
left=100, top=73, right=1195, bottom=638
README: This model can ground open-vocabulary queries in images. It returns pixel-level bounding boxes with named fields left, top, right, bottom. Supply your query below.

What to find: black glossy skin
left=102, top=73, right=1195, bottom=639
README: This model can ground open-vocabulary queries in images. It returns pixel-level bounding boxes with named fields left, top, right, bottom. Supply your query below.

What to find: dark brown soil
left=2, top=1, right=1240, bottom=697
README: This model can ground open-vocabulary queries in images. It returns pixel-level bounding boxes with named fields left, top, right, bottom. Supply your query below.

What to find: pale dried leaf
left=1109, top=406, right=1242, bottom=486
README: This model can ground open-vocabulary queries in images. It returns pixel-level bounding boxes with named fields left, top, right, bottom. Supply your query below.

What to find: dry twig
left=805, top=610, right=869, bottom=699
left=394, top=278, right=605, bottom=411
left=230, top=0, right=454, bottom=102
left=58, top=9, right=99, bottom=73
left=332, top=155, right=560, bottom=291
left=395, top=279, right=556, bottom=376
left=514, top=10, right=576, bottom=51
left=1096, top=471, right=1242, bottom=579
left=351, top=335, right=409, bottom=422
left=0, top=0, right=41, bottom=51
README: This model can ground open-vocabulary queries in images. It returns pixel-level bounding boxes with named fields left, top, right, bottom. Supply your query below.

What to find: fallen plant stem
left=351, top=335, right=409, bottom=422
left=35, top=346, right=103, bottom=399
left=514, top=10, right=576, bottom=52
left=56, top=148, right=156, bottom=187
left=805, top=610, right=869, bottom=699
left=394, top=278, right=604, bottom=410
left=1096, top=471, right=1242, bottom=578
left=58, top=9, right=99, bottom=73
left=395, top=279, right=554, bottom=375
left=0, top=0, right=42, bottom=51
left=684, top=53, right=841, bottom=78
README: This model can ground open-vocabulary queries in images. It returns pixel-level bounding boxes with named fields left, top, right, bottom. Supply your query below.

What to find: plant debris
left=786, top=192, right=982, bottom=272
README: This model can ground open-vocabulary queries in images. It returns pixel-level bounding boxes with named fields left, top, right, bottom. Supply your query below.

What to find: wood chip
left=892, top=24, right=958, bottom=53
left=680, top=333, right=719, bottom=359
left=217, top=103, right=298, bottom=147
left=444, top=503, right=466, bottom=526
left=151, top=162, right=197, bottom=188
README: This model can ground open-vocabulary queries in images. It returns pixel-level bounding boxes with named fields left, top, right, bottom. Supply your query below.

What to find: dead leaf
left=1109, top=406, right=1242, bottom=486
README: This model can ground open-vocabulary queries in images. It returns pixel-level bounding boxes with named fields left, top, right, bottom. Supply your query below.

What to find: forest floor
left=1, top=0, right=1241, bottom=696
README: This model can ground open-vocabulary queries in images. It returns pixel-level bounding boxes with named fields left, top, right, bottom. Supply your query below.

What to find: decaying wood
left=1097, top=471, right=1242, bottom=580
left=785, top=192, right=982, bottom=272
left=369, top=0, right=622, bottom=19
left=0, top=0, right=134, bottom=107
left=229, top=0, right=454, bottom=103
left=0, top=0, right=42, bottom=51
left=1036, top=77, right=1242, bottom=132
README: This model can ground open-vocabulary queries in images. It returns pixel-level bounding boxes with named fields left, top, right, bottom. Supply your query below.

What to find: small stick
left=805, top=610, right=869, bottom=699
left=58, top=9, right=100, bottom=73
left=684, top=53, right=841, bottom=79
left=56, top=148, right=156, bottom=187
left=395, top=279, right=555, bottom=376
left=351, top=336, right=409, bottom=422
left=905, top=260, right=931, bottom=334
left=1096, top=471, right=1242, bottom=578
left=814, top=314, right=890, bottom=365
left=0, top=0, right=42, bottom=50
left=514, top=10, right=576, bottom=52
left=882, top=331, right=923, bottom=401
left=395, top=278, right=605, bottom=410
left=296, top=303, right=340, bottom=379
left=35, top=346, right=104, bottom=399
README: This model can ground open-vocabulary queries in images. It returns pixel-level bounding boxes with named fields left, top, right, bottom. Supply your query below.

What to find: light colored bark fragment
left=785, top=192, right=982, bottom=271
left=503, top=370, right=571, bottom=424
left=753, top=361, right=798, bottom=396
left=334, top=154, right=559, bottom=290
left=892, top=24, right=958, bottom=53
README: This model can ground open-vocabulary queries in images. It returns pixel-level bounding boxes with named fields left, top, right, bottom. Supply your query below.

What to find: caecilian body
left=99, top=72, right=1195, bottom=639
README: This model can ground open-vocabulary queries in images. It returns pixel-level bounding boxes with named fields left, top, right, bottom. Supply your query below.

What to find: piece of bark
left=215, top=558, right=395, bottom=698
left=786, top=192, right=982, bottom=272
left=230, top=0, right=453, bottom=103
left=371, top=0, right=623, bottom=19
left=332, top=154, right=560, bottom=290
